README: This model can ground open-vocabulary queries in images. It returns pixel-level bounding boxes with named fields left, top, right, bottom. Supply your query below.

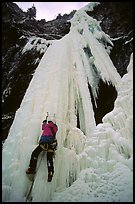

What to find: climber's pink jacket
left=42, top=121, right=58, bottom=137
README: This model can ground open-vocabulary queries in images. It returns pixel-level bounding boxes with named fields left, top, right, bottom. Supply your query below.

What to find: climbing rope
left=25, top=151, right=45, bottom=202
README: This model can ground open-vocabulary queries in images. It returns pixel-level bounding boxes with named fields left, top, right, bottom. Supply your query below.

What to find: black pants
left=29, top=145, right=54, bottom=173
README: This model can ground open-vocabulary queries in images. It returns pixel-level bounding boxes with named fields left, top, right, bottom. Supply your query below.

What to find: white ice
left=2, top=2, right=133, bottom=202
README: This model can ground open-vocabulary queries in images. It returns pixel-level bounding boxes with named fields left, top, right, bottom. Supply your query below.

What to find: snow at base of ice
left=2, top=2, right=133, bottom=202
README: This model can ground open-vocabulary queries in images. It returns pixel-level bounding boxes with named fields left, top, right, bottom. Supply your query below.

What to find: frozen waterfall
left=2, top=3, right=133, bottom=202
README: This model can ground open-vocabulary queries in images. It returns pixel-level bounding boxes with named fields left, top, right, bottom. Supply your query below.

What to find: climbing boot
left=48, top=171, right=53, bottom=182
left=25, top=167, right=36, bottom=174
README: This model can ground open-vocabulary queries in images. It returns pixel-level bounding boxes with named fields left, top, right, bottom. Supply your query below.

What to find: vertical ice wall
left=2, top=3, right=132, bottom=202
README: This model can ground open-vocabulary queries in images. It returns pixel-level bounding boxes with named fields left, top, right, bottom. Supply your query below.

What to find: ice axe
left=43, top=112, right=49, bottom=124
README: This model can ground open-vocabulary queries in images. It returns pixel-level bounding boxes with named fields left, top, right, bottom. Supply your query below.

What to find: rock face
left=2, top=2, right=75, bottom=141
left=2, top=2, right=133, bottom=141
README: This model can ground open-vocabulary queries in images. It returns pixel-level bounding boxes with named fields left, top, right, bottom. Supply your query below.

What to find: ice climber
left=26, top=116, right=58, bottom=182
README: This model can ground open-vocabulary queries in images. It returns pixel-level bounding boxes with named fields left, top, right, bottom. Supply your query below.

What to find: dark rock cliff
left=2, top=2, right=75, bottom=140
left=2, top=2, right=133, bottom=141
